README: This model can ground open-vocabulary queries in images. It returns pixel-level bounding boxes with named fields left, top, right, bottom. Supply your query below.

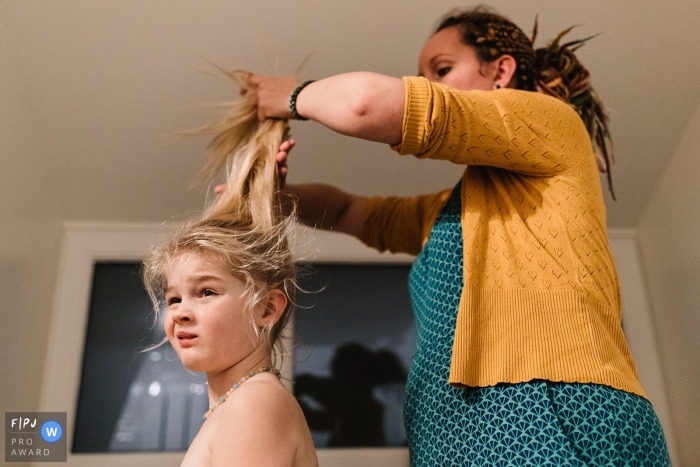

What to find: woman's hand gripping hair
left=246, top=74, right=300, bottom=121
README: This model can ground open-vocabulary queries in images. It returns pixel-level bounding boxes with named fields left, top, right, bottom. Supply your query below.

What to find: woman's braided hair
left=436, top=6, right=615, bottom=199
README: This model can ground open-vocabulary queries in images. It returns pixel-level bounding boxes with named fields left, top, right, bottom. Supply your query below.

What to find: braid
left=435, top=7, right=615, bottom=199
left=533, top=26, right=615, bottom=199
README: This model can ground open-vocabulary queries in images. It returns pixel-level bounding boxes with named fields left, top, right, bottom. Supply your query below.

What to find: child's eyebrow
left=188, top=274, right=224, bottom=284
left=165, top=275, right=224, bottom=294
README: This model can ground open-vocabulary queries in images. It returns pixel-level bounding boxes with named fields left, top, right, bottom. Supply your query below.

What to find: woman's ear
left=493, top=54, right=518, bottom=89
left=258, top=289, right=287, bottom=328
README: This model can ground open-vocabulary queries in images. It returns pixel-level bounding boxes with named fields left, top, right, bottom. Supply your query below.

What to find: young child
left=142, top=69, right=318, bottom=466
left=143, top=217, right=318, bottom=466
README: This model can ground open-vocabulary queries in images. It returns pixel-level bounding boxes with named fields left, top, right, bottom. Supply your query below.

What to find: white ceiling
left=2, top=0, right=699, bottom=227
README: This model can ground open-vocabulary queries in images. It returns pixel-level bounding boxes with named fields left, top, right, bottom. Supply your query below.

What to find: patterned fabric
left=405, top=181, right=671, bottom=466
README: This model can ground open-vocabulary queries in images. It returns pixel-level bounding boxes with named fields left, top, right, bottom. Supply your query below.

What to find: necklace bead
left=203, top=366, right=281, bottom=419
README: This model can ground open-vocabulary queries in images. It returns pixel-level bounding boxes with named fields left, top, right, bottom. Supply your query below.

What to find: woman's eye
left=437, top=67, right=451, bottom=77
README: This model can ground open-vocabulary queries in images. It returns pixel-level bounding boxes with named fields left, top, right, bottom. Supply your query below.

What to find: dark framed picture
left=42, top=223, right=413, bottom=467
left=72, top=261, right=415, bottom=453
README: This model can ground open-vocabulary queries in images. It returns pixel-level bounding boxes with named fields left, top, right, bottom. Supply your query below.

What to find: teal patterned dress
left=404, top=181, right=671, bottom=466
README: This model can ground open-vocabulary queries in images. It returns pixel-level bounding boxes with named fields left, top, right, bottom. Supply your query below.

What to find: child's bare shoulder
left=233, top=374, right=300, bottom=413
left=210, top=374, right=317, bottom=466
left=230, top=376, right=307, bottom=434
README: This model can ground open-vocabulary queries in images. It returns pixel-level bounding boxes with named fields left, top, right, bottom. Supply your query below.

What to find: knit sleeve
left=392, top=76, right=592, bottom=175
left=357, top=189, right=452, bottom=255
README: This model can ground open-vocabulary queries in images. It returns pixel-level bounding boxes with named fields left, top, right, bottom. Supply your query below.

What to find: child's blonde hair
left=143, top=69, right=295, bottom=355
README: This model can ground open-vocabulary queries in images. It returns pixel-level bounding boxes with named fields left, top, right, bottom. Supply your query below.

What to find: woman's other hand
left=247, top=74, right=300, bottom=121
left=276, top=138, right=294, bottom=189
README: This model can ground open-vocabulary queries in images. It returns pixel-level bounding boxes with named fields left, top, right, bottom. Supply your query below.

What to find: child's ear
left=258, top=289, right=287, bottom=327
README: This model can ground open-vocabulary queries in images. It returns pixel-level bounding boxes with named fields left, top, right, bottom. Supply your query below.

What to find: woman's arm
left=251, top=72, right=405, bottom=145
left=217, top=139, right=369, bottom=236
left=271, top=139, right=368, bottom=237
left=254, top=74, right=591, bottom=176
left=393, top=77, right=592, bottom=175
left=285, top=183, right=369, bottom=237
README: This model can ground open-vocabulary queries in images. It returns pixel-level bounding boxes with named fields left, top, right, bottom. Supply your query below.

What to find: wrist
left=288, top=80, right=315, bottom=120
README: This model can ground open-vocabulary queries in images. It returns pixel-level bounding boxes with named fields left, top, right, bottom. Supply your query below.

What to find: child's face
left=163, top=252, right=259, bottom=374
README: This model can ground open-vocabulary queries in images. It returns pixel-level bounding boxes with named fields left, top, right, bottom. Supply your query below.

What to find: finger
left=280, top=139, right=295, bottom=151
left=247, top=72, right=260, bottom=87
left=276, top=154, right=288, bottom=172
left=276, top=140, right=295, bottom=161
left=241, top=72, right=257, bottom=96
left=276, top=148, right=289, bottom=165
left=277, top=141, right=293, bottom=159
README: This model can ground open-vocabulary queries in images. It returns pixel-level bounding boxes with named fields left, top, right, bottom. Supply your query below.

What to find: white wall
left=609, top=232, right=677, bottom=463
left=637, top=100, right=700, bottom=467
left=0, top=6, right=63, bottom=465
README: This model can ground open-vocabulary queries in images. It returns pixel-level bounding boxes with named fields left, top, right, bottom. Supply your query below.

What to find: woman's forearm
left=285, top=183, right=368, bottom=237
left=295, top=73, right=404, bottom=145
left=252, top=72, right=405, bottom=145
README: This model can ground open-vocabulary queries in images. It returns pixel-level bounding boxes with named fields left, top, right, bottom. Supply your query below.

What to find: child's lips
left=176, top=331, right=198, bottom=347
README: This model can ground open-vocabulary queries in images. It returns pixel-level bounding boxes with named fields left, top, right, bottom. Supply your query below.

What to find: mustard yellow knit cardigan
left=359, top=76, right=645, bottom=398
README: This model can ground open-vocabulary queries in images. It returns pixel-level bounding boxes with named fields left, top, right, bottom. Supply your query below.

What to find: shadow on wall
left=296, top=343, right=407, bottom=447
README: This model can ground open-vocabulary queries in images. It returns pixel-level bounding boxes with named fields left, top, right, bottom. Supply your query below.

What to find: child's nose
left=171, top=301, right=194, bottom=322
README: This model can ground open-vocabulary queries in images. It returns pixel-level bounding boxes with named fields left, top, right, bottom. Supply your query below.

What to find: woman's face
left=418, top=26, right=498, bottom=91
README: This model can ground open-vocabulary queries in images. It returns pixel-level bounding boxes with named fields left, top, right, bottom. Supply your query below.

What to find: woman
left=248, top=7, right=670, bottom=466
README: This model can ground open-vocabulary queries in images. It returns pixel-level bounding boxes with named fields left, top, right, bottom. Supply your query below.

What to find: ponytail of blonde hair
left=188, top=69, right=290, bottom=229
left=143, top=69, right=298, bottom=357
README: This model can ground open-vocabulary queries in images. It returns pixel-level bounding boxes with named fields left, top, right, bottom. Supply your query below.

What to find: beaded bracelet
left=288, top=80, right=315, bottom=120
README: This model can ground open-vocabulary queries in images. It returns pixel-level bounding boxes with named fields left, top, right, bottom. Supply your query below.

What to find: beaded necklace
left=203, top=366, right=282, bottom=420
